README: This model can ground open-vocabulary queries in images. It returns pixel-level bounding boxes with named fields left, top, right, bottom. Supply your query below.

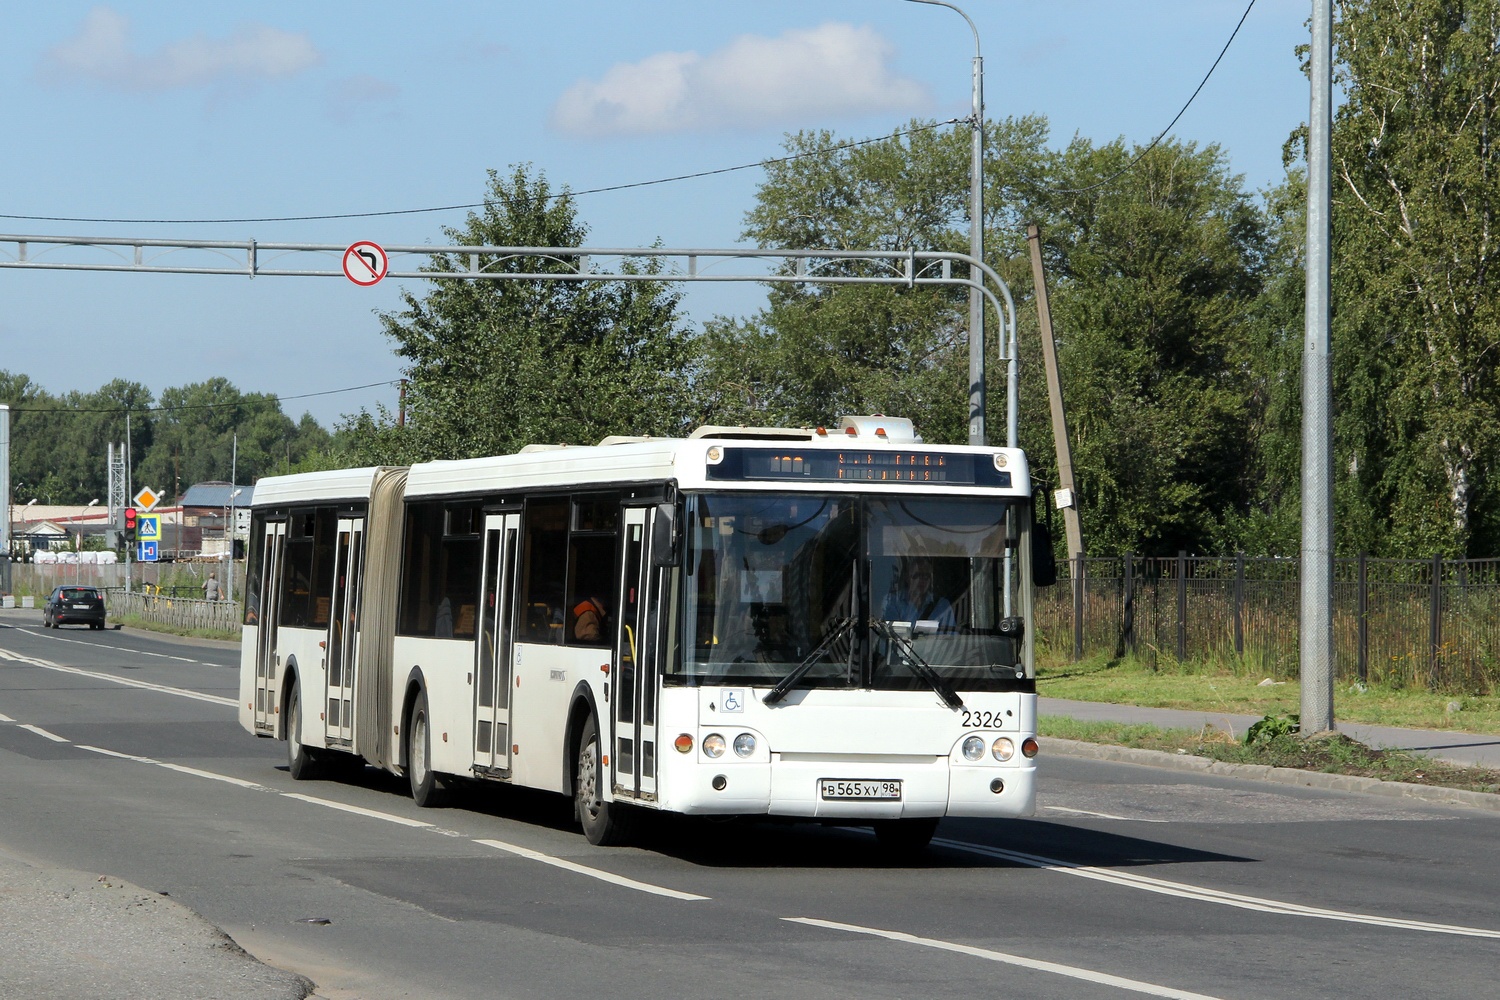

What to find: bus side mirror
left=1032, top=522, right=1058, bottom=587
left=650, top=503, right=680, bottom=567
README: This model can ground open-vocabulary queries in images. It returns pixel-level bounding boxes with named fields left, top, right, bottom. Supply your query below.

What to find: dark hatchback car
left=43, top=586, right=107, bottom=629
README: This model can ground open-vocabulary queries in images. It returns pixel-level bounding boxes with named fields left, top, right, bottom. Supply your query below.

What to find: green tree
left=374, top=165, right=694, bottom=462
left=137, top=379, right=301, bottom=498
left=1032, top=137, right=1268, bottom=555
left=700, top=118, right=1053, bottom=443
left=712, top=122, right=1266, bottom=556
left=1322, top=0, right=1500, bottom=555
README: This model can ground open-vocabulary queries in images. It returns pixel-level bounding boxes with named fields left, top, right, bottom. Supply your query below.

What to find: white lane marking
left=283, top=792, right=437, bottom=829
left=1044, top=805, right=1168, bottom=823
left=784, top=917, right=1227, bottom=999
left=76, top=745, right=270, bottom=789
left=936, top=838, right=1500, bottom=939
left=18, top=724, right=70, bottom=743
left=474, top=838, right=711, bottom=901
left=0, top=712, right=14, bottom=722
left=63, top=731, right=709, bottom=903
left=7, top=624, right=219, bottom=665
left=0, top=647, right=236, bottom=707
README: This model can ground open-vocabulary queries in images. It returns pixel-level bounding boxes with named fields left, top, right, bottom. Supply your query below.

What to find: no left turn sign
left=343, top=241, right=388, bottom=286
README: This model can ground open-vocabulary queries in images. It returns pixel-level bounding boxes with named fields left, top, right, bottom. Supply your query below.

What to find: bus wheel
left=873, top=818, right=939, bottom=857
left=575, top=715, right=631, bottom=846
left=406, top=688, right=446, bottom=807
left=286, top=679, right=321, bottom=781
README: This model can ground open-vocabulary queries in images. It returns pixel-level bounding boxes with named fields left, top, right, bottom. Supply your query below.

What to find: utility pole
left=125, top=412, right=133, bottom=594
left=1025, top=224, right=1084, bottom=562
left=1027, top=224, right=1087, bottom=659
left=1301, top=0, right=1335, bottom=735
left=0, top=404, right=10, bottom=597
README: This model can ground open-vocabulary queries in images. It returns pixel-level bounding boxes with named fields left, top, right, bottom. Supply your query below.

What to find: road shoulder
left=0, top=845, right=313, bottom=999
left=1046, top=736, right=1500, bottom=814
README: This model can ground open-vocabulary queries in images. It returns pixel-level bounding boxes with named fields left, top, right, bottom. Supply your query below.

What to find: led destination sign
left=707, top=447, right=1013, bottom=487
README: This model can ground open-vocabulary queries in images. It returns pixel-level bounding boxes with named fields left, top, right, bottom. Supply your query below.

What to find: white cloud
left=552, top=22, right=930, bottom=135
left=41, top=6, right=322, bottom=91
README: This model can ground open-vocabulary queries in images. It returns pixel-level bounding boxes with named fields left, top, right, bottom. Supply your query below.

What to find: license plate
left=73, top=604, right=93, bottom=610
left=820, top=779, right=902, bottom=801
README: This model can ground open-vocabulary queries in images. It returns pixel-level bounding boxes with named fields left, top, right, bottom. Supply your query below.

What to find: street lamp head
left=87, top=498, right=99, bottom=506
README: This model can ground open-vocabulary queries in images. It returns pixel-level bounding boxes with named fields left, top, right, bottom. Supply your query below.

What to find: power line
left=1052, top=0, right=1257, bottom=196
left=0, top=119, right=965, bottom=226
left=4, top=379, right=399, bottom=415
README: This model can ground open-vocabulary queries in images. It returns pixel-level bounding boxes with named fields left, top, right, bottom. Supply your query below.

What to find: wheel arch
left=563, top=681, right=602, bottom=799
left=399, top=665, right=429, bottom=771
left=279, top=656, right=302, bottom=742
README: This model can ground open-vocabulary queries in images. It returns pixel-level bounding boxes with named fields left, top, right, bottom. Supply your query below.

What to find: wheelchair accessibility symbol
left=721, top=688, right=744, bottom=713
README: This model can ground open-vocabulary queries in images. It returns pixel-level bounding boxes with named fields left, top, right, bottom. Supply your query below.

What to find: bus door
left=474, top=512, right=521, bottom=773
left=252, top=520, right=286, bottom=733
left=324, top=517, right=364, bottom=746
left=612, top=507, right=661, bottom=800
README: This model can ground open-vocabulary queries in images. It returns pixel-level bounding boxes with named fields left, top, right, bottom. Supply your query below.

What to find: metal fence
left=5, top=563, right=245, bottom=602
left=109, top=590, right=243, bottom=635
left=1035, top=553, right=1500, bottom=694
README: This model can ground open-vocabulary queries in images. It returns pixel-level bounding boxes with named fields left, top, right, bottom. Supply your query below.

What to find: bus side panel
left=238, top=624, right=259, bottom=735
left=278, top=626, right=328, bottom=742
left=508, top=642, right=601, bottom=795
left=392, top=635, right=475, bottom=778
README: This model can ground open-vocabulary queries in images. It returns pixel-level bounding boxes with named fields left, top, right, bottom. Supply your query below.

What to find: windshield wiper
left=762, top=616, right=856, bottom=705
left=870, top=618, right=966, bottom=711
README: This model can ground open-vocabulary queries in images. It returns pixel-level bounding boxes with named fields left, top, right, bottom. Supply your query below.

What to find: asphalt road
left=2, top=613, right=1497, bottom=1000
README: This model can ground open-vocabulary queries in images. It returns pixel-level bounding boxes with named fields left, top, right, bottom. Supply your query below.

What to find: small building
left=177, top=482, right=255, bottom=559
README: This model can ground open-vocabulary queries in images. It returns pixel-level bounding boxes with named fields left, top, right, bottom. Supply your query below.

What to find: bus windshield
left=678, top=493, right=1028, bottom=693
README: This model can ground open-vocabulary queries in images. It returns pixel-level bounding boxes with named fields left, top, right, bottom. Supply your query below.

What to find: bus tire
left=406, top=688, right=446, bottom=807
left=575, top=715, right=631, bottom=846
left=873, top=817, right=939, bottom=856
left=286, top=678, right=321, bottom=781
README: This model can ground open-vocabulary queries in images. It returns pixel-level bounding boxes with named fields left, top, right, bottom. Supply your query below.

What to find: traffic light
left=124, top=506, right=138, bottom=544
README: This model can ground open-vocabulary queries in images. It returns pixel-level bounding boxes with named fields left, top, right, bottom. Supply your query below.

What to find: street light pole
left=906, top=0, right=986, bottom=446
left=226, top=488, right=243, bottom=603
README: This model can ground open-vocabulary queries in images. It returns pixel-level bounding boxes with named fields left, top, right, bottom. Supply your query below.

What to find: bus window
left=243, top=512, right=267, bottom=626
left=310, top=508, right=337, bottom=626
left=566, top=533, right=616, bottom=646
left=397, top=501, right=483, bottom=638
left=277, top=510, right=317, bottom=627
left=520, top=498, right=568, bottom=643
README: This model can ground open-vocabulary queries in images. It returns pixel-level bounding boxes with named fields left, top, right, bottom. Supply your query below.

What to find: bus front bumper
left=658, top=754, right=1036, bottom=820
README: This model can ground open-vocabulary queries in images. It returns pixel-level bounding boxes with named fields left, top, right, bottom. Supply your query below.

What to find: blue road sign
left=136, top=540, right=159, bottom=562
left=138, top=514, right=161, bottom=542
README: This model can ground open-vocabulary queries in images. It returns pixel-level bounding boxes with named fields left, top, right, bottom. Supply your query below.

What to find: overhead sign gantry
left=0, top=233, right=1019, bottom=448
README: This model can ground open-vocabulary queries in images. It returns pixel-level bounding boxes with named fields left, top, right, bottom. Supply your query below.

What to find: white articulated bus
left=239, top=415, right=1055, bottom=849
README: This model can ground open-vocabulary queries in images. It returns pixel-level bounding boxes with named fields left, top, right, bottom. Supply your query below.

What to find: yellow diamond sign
left=133, top=487, right=160, bottom=512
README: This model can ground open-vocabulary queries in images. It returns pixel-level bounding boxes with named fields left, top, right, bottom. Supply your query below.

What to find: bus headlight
left=961, top=736, right=986, bottom=761
left=733, top=733, right=757, bottom=757
left=703, top=733, right=727, bottom=758
left=992, top=737, right=1015, bottom=761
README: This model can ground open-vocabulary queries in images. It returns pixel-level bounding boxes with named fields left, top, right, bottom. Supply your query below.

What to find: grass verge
left=1040, top=715, right=1500, bottom=795
left=113, top=614, right=238, bottom=642
left=1039, top=652, right=1500, bottom=734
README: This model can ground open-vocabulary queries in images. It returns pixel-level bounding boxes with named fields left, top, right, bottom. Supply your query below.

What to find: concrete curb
left=1045, top=737, right=1500, bottom=815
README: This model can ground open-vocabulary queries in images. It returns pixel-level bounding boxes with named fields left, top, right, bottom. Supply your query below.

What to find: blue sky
left=1, top=1, right=1310, bottom=429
